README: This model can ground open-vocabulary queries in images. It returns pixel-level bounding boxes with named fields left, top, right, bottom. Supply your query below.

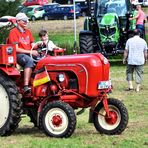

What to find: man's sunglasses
left=20, top=20, right=28, bottom=23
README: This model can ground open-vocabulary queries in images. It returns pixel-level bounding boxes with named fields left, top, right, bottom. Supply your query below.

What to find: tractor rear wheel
left=40, top=101, right=76, bottom=138
left=93, top=98, right=128, bottom=135
left=0, top=73, right=22, bottom=136
left=80, top=34, right=94, bottom=54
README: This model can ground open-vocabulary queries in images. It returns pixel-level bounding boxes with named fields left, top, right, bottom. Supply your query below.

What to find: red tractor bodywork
left=32, top=53, right=110, bottom=107
left=14, top=50, right=111, bottom=110
left=0, top=18, right=128, bottom=137
left=0, top=43, right=111, bottom=117
left=0, top=44, right=20, bottom=77
left=36, top=53, right=110, bottom=96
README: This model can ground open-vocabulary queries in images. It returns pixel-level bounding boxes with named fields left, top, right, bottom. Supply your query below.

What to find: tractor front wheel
left=40, top=101, right=76, bottom=138
left=0, top=73, right=22, bottom=136
left=93, top=98, right=128, bottom=135
left=79, top=34, right=94, bottom=54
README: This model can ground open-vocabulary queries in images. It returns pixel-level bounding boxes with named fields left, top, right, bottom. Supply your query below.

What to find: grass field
left=0, top=60, right=148, bottom=148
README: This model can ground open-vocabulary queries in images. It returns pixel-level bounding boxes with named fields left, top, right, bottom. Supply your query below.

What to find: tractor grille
left=69, top=79, right=78, bottom=89
left=100, top=27, right=116, bottom=36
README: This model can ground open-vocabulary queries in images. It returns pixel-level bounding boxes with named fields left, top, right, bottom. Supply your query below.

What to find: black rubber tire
left=0, top=73, right=22, bottom=136
left=79, top=34, right=94, bottom=54
left=93, top=98, right=128, bottom=135
left=40, top=101, right=76, bottom=138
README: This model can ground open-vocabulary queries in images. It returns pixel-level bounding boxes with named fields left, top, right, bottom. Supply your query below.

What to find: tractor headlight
left=6, top=46, right=13, bottom=54
left=57, top=74, right=65, bottom=82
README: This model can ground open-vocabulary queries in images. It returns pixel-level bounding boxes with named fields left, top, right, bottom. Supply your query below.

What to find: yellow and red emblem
left=33, top=67, right=50, bottom=87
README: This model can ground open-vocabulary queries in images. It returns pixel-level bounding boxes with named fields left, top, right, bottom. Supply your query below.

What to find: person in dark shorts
left=8, top=13, right=39, bottom=93
left=123, top=29, right=147, bottom=92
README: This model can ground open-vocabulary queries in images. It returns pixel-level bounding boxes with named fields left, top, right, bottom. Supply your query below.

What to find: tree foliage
left=0, top=0, right=21, bottom=17
left=0, top=0, right=22, bottom=43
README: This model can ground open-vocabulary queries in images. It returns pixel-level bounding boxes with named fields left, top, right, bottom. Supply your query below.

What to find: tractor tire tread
left=80, top=35, right=94, bottom=53
left=40, top=100, right=76, bottom=138
left=93, top=98, right=128, bottom=135
left=0, top=73, right=22, bottom=136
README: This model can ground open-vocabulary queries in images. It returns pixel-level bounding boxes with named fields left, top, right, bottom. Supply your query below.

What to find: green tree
left=0, top=0, right=21, bottom=43
left=0, top=0, right=22, bottom=17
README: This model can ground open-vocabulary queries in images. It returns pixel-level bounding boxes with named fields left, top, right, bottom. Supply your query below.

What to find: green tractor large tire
left=80, top=34, right=94, bottom=54
left=0, top=73, right=22, bottom=136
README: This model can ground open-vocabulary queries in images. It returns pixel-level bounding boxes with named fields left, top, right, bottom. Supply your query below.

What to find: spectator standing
left=123, top=29, right=147, bottom=92
left=8, top=13, right=39, bottom=93
left=129, top=4, right=147, bottom=38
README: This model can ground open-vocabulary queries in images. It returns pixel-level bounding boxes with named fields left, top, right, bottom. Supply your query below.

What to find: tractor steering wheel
left=30, top=41, right=48, bottom=62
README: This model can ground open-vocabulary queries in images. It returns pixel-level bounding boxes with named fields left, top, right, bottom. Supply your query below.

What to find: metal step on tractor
left=79, top=0, right=137, bottom=56
left=0, top=17, right=128, bottom=138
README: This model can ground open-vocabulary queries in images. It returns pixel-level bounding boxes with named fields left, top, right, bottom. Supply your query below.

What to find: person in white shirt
left=38, top=29, right=63, bottom=52
left=123, top=29, right=147, bottom=92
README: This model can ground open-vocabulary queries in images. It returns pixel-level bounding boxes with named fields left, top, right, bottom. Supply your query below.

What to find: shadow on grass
left=108, top=55, right=125, bottom=67
left=14, top=126, right=46, bottom=137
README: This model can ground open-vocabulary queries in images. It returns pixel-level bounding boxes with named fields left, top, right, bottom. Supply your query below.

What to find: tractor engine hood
left=99, top=13, right=118, bottom=26
left=36, top=53, right=109, bottom=74
left=35, top=53, right=110, bottom=97
left=99, top=13, right=120, bottom=46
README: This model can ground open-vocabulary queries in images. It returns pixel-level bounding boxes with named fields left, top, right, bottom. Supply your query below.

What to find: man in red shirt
left=9, top=13, right=39, bottom=93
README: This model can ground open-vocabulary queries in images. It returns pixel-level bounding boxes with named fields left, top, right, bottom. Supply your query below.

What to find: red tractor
left=0, top=18, right=128, bottom=138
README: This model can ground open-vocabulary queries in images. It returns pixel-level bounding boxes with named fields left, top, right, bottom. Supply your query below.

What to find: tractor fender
left=79, top=30, right=93, bottom=36
left=0, top=67, right=20, bottom=77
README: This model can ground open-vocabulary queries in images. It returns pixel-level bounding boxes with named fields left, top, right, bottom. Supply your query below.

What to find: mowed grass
left=0, top=61, right=148, bottom=148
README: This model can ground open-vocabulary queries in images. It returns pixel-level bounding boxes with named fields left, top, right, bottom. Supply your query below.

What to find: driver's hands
left=31, top=50, right=39, bottom=56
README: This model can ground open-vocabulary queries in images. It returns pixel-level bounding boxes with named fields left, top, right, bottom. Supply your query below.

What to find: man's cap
left=16, top=13, right=29, bottom=22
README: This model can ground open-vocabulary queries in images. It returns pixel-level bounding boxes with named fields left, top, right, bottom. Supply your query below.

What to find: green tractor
left=79, top=0, right=136, bottom=56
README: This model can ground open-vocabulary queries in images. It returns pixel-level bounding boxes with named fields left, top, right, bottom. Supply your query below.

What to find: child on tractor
left=38, top=29, right=65, bottom=52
